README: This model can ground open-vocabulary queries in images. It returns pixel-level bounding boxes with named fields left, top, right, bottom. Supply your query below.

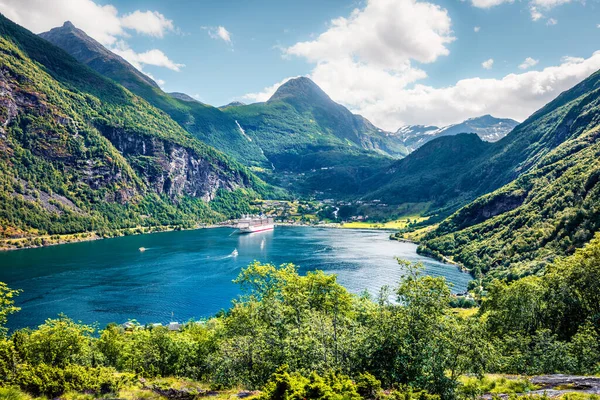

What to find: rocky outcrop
left=98, top=125, right=244, bottom=202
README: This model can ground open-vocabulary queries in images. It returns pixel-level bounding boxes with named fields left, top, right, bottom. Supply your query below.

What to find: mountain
left=396, top=115, right=519, bottom=152
left=39, top=24, right=405, bottom=197
left=168, top=92, right=201, bottom=103
left=418, top=68, right=600, bottom=281
left=0, top=14, right=271, bottom=243
left=263, top=77, right=407, bottom=158
left=362, top=133, right=495, bottom=213
left=220, top=77, right=405, bottom=196
left=219, top=101, right=246, bottom=109
left=39, top=22, right=269, bottom=167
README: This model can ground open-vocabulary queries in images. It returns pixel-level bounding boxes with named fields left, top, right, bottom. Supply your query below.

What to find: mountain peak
left=40, top=22, right=160, bottom=89
left=268, top=77, right=331, bottom=104
left=168, top=92, right=201, bottom=103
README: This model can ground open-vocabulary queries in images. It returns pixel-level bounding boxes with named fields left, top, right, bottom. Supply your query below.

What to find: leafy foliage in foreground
left=1, top=240, right=600, bottom=399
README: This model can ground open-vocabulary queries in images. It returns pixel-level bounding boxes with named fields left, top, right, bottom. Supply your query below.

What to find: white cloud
left=245, top=52, right=600, bottom=130
left=530, top=6, right=544, bottom=20
left=474, top=26, right=481, bottom=32
left=473, top=0, right=574, bottom=22
left=471, top=0, right=513, bottom=8
left=120, top=10, right=174, bottom=38
left=0, top=0, right=183, bottom=76
left=482, top=58, right=494, bottom=69
left=530, top=0, right=572, bottom=8
left=206, top=26, right=232, bottom=44
left=243, top=0, right=600, bottom=130
left=519, top=57, right=539, bottom=69
left=112, top=41, right=184, bottom=71
left=285, top=0, right=454, bottom=67
left=0, top=0, right=123, bottom=45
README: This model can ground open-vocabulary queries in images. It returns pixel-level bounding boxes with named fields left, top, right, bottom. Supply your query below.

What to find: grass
left=451, top=308, right=479, bottom=319
left=458, top=375, right=539, bottom=397
left=0, top=376, right=262, bottom=400
left=341, top=216, right=429, bottom=230
left=0, top=387, right=32, bottom=400
left=395, top=224, right=439, bottom=242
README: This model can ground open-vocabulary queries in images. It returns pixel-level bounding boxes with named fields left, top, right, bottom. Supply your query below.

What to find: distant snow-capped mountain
left=396, top=115, right=519, bottom=152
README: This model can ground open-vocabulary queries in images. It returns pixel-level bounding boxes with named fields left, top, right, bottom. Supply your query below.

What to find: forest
left=1, top=233, right=599, bottom=400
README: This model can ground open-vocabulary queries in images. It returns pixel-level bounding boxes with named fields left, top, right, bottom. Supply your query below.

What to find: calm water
left=0, top=227, right=471, bottom=329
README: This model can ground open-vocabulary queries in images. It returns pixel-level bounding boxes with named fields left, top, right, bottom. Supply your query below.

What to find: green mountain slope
left=0, top=14, right=270, bottom=241
left=227, top=77, right=408, bottom=160
left=368, top=67, right=600, bottom=214
left=39, top=22, right=268, bottom=167
left=221, top=78, right=404, bottom=196
left=362, top=133, right=494, bottom=212
left=419, top=69, right=600, bottom=280
left=39, top=24, right=405, bottom=197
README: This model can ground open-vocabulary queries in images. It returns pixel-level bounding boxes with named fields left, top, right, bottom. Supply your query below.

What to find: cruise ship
left=235, top=216, right=275, bottom=233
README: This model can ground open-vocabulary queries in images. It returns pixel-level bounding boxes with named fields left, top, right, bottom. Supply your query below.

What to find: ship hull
left=239, top=224, right=274, bottom=233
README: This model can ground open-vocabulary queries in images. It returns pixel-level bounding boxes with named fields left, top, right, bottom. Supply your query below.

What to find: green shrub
left=356, top=372, right=382, bottom=399
left=15, top=364, right=128, bottom=398
left=260, top=366, right=360, bottom=400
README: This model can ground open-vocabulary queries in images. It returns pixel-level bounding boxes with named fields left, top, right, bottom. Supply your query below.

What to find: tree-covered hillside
left=419, top=69, right=600, bottom=280
left=0, top=14, right=274, bottom=242
left=39, top=22, right=269, bottom=167
left=40, top=24, right=407, bottom=198
left=220, top=78, right=402, bottom=196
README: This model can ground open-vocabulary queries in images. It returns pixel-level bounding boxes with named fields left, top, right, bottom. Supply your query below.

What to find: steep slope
left=363, top=134, right=495, bottom=212
left=39, top=25, right=402, bottom=197
left=220, top=78, right=402, bottom=196
left=260, top=77, right=408, bottom=158
left=397, top=115, right=519, bottom=152
left=369, top=69, right=600, bottom=213
left=39, top=22, right=268, bottom=166
left=0, top=14, right=269, bottom=241
left=419, top=69, right=600, bottom=280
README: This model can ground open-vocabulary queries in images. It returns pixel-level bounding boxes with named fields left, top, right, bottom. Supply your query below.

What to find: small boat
left=139, top=247, right=146, bottom=252
left=231, top=249, right=238, bottom=257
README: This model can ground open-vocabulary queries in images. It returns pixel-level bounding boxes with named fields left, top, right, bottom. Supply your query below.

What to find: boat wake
left=213, top=249, right=239, bottom=260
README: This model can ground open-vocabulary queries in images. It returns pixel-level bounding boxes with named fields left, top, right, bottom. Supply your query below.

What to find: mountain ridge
left=396, top=115, right=519, bottom=152
left=39, top=21, right=270, bottom=167
left=418, top=68, right=600, bottom=279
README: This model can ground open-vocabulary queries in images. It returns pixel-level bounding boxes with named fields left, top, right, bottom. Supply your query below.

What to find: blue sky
left=3, top=0, right=600, bottom=129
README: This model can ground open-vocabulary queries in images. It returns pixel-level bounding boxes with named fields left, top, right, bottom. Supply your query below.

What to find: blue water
left=0, top=227, right=471, bottom=329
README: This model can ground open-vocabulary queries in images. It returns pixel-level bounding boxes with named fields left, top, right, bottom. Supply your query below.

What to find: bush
left=15, top=364, right=129, bottom=398
left=356, top=372, right=382, bottom=399
left=259, top=366, right=360, bottom=400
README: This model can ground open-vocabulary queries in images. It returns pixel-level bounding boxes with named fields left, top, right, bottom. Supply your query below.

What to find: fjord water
left=0, top=227, right=470, bottom=329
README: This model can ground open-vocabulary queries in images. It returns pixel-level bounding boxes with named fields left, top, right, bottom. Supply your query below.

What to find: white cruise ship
left=235, top=216, right=275, bottom=233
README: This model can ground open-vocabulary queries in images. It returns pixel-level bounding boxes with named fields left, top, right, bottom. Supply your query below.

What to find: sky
left=1, top=0, right=600, bottom=130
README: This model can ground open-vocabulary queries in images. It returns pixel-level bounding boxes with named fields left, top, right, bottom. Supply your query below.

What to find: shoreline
left=0, top=223, right=230, bottom=252
left=1, top=221, right=398, bottom=252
